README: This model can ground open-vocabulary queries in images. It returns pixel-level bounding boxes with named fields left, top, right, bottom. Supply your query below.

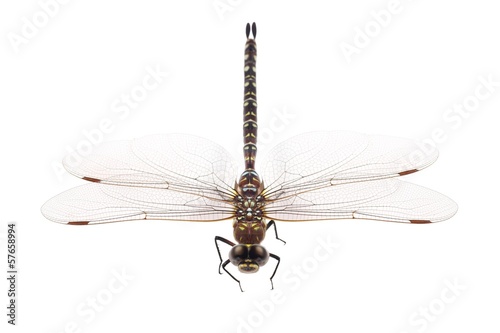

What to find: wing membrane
left=45, top=131, right=456, bottom=225
left=261, top=131, right=438, bottom=200
left=63, top=134, right=238, bottom=201
left=263, top=179, right=457, bottom=223
left=42, top=183, right=235, bottom=224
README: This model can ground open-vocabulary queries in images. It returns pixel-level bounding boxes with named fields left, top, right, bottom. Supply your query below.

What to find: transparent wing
left=261, top=131, right=438, bottom=201
left=42, top=183, right=235, bottom=224
left=263, top=178, right=457, bottom=223
left=63, top=134, right=238, bottom=201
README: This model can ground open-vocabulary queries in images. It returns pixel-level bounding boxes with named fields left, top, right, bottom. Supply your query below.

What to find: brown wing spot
left=82, top=177, right=101, bottom=183
left=68, top=221, right=90, bottom=225
left=410, top=220, right=432, bottom=224
left=399, top=169, right=418, bottom=176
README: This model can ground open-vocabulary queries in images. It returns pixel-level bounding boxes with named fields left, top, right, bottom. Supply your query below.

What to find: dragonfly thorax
left=233, top=194, right=266, bottom=244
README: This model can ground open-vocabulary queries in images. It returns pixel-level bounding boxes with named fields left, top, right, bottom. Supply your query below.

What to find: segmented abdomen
left=243, top=39, right=257, bottom=170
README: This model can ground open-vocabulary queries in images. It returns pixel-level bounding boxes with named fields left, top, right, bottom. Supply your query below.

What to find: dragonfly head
left=229, top=244, right=269, bottom=274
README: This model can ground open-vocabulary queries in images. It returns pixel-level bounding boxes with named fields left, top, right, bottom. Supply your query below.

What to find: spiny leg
left=268, top=253, right=281, bottom=290
left=266, top=220, right=286, bottom=244
left=214, top=236, right=235, bottom=274
left=222, top=259, right=243, bottom=292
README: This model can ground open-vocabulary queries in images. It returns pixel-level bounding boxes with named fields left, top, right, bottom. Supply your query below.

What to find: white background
left=1, top=0, right=499, bottom=332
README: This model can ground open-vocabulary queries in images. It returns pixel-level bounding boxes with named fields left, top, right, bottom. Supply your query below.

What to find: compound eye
left=248, top=245, right=269, bottom=266
left=229, top=245, right=248, bottom=266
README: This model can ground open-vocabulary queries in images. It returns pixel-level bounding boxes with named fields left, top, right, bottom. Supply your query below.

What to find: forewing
left=42, top=183, right=235, bottom=224
left=263, top=179, right=457, bottom=223
left=63, top=134, right=237, bottom=201
left=261, top=131, right=438, bottom=200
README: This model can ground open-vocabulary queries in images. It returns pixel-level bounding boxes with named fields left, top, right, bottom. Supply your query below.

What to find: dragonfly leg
left=266, top=220, right=286, bottom=244
left=222, top=259, right=244, bottom=292
left=214, top=236, right=236, bottom=274
left=268, top=253, right=281, bottom=290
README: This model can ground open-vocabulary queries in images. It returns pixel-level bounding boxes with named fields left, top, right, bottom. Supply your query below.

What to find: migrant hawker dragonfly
left=42, top=23, right=457, bottom=291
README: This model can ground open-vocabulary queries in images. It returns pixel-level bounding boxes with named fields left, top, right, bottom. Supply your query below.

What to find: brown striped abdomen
left=243, top=39, right=257, bottom=170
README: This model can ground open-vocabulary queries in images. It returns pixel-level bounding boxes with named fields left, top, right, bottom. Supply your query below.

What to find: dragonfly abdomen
left=238, top=23, right=263, bottom=198
left=243, top=25, right=258, bottom=171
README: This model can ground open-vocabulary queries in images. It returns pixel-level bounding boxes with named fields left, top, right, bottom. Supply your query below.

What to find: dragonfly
left=42, top=23, right=457, bottom=291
